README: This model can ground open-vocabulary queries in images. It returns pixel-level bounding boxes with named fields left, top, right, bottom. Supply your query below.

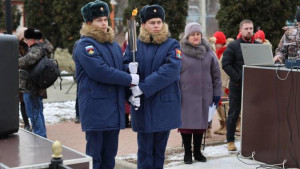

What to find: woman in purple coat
left=179, top=22, right=222, bottom=164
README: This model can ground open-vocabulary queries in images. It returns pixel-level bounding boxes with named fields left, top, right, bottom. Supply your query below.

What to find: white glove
left=130, top=74, right=139, bottom=85
left=130, top=85, right=143, bottom=97
left=129, top=95, right=140, bottom=108
left=129, top=62, right=138, bottom=74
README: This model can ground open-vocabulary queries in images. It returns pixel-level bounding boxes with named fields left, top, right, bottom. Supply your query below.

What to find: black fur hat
left=296, top=7, right=300, bottom=22
left=81, top=0, right=110, bottom=23
left=139, top=4, right=165, bottom=23
left=24, top=27, right=43, bottom=40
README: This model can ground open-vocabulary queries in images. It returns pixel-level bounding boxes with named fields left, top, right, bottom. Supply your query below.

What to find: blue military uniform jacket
left=124, top=29, right=182, bottom=132
left=74, top=35, right=131, bottom=132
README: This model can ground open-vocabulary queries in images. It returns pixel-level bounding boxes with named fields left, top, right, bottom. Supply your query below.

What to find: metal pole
left=127, top=18, right=137, bottom=62
left=132, top=52, right=135, bottom=62
left=5, top=0, right=12, bottom=34
left=201, top=0, right=206, bottom=37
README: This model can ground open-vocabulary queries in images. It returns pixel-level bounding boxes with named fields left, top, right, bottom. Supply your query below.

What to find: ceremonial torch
left=127, top=8, right=139, bottom=110
left=127, top=8, right=138, bottom=62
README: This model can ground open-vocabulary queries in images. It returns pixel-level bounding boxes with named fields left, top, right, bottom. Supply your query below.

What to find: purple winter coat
left=179, top=38, right=222, bottom=129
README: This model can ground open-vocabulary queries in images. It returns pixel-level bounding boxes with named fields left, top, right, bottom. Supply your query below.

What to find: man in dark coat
left=73, top=1, right=139, bottom=168
left=124, top=4, right=182, bottom=169
left=222, top=19, right=260, bottom=151
left=19, top=28, right=49, bottom=138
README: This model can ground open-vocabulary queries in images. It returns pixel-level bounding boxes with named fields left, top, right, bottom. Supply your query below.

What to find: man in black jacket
left=222, top=19, right=260, bottom=151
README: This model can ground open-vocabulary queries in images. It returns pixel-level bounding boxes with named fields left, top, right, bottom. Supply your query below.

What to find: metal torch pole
left=127, top=18, right=137, bottom=61
left=127, top=16, right=138, bottom=110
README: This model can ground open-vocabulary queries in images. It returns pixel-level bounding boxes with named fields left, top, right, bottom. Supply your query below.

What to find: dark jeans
left=226, top=81, right=242, bottom=142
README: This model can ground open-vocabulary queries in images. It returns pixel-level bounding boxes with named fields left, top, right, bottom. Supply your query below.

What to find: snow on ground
left=19, top=74, right=76, bottom=125
left=116, top=141, right=242, bottom=168
left=43, top=101, right=76, bottom=124
left=166, top=141, right=240, bottom=167
left=60, top=70, right=74, bottom=81
left=19, top=101, right=76, bottom=125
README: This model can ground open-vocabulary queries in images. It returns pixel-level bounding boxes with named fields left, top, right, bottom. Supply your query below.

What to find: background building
left=187, top=0, right=220, bottom=37
left=11, top=0, right=24, bottom=27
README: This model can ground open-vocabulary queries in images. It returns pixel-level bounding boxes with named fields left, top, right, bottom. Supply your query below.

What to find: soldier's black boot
left=193, top=133, right=207, bottom=162
left=75, top=116, right=80, bottom=123
left=181, top=133, right=193, bottom=164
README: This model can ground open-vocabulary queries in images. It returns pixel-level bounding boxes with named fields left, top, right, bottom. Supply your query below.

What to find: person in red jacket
left=254, top=30, right=271, bottom=45
left=213, top=31, right=230, bottom=135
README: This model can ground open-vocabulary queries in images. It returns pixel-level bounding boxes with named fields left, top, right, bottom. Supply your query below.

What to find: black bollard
left=49, top=141, right=73, bottom=169
left=49, top=157, right=63, bottom=169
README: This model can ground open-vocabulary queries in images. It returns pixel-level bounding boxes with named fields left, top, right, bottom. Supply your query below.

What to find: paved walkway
left=46, top=116, right=233, bottom=156
left=42, top=78, right=254, bottom=169
left=166, top=156, right=262, bottom=169
left=45, top=78, right=234, bottom=154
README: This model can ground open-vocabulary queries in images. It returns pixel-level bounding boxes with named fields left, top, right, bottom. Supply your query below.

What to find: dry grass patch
left=54, top=48, right=75, bottom=72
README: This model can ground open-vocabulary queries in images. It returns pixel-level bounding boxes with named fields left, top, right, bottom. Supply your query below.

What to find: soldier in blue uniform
left=73, top=1, right=139, bottom=168
left=124, top=5, right=182, bottom=169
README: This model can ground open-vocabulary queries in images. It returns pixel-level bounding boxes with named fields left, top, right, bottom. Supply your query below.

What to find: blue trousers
left=137, top=131, right=170, bottom=169
left=23, top=93, right=47, bottom=138
left=85, top=130, right=120, bottom=169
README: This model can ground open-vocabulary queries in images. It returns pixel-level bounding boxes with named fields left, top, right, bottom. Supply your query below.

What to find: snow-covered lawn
left=43, top=101, right=76, bottom=124
left=19, top=101, right=76, bottom=125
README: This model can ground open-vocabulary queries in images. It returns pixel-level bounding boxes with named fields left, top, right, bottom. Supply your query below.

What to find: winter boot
left=227, top=142, right=237, bottom=151
left=214, top=121, right=226, bottom=135
left=214, top=121, right=223, bottom=134
left=193, top=133, right=207, bottom=162
left=181, top=134, right=193, bottom=164
left=75, top=116, right=80, bottom=124
left=24, top=124, right=32, bottom=132
left=205, top=127, right=212, bottom=138
left=219, top=121, right=227, bottom=135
